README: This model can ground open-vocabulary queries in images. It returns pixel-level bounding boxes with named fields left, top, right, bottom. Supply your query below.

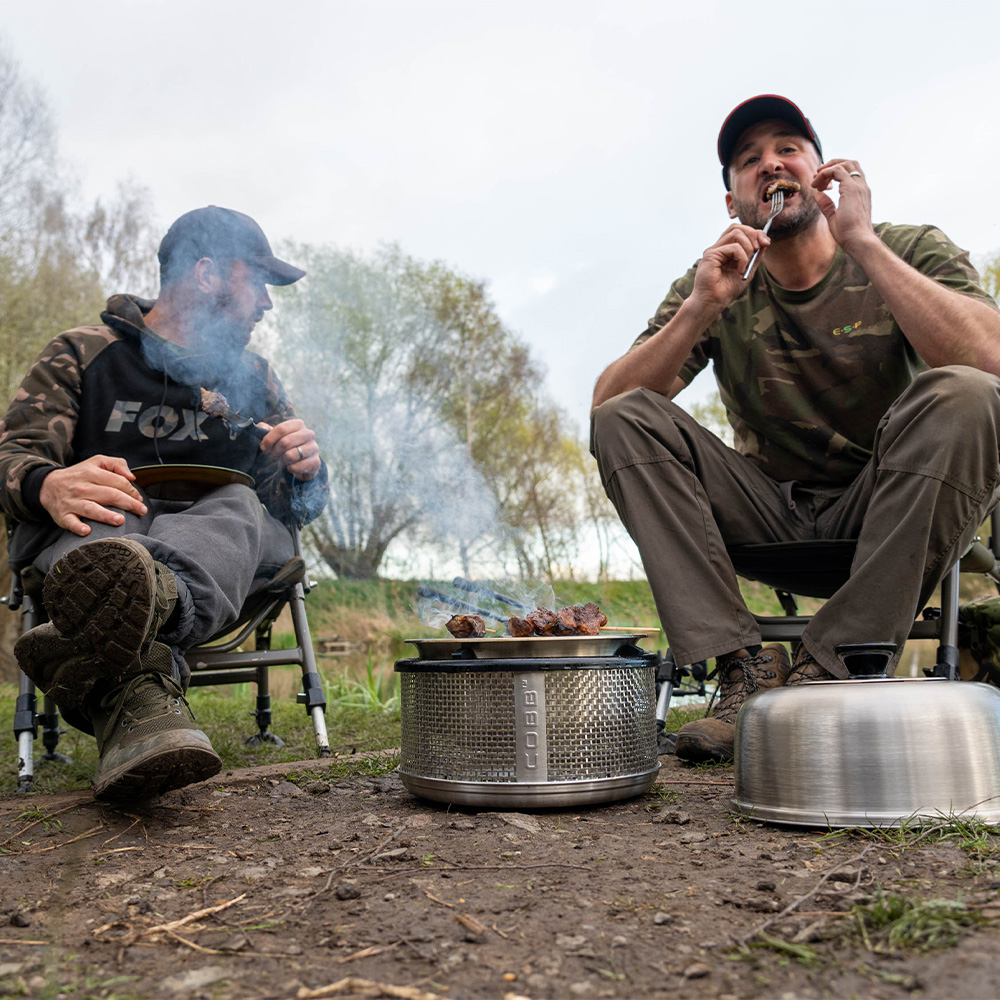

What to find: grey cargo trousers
left=14, top=484, right=295, bottom=685
left=590, top=365, right=1000, bottom=678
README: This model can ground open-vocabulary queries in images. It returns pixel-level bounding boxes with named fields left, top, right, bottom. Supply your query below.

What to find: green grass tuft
left=0, top=679, right=401, bottom=795
left=848, top=891, right=986, bottom=953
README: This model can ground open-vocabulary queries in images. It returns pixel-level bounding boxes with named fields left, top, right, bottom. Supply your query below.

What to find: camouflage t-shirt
left=633, top=223, right=998, bottom=485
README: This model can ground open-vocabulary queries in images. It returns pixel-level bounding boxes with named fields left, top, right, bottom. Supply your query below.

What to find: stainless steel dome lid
left=732, top=678, right=1000, bottom=828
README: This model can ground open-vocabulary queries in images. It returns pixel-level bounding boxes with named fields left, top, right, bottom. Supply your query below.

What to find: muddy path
left=2, top=754, right=999, bottom=999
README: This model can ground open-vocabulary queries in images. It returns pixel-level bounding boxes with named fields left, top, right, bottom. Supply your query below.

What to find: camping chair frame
left=7, top=524, right=330, bottom=792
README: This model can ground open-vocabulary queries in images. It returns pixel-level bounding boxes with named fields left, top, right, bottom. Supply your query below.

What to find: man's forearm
left=592, top=296, right=717, bottom=409
left=849, top=236, right=1000, bottom=375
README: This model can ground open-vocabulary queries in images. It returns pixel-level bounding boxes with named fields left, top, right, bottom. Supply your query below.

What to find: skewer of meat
left=199, top=389, right=268, bottom=443
left=446, top=614, right=486, bottom=638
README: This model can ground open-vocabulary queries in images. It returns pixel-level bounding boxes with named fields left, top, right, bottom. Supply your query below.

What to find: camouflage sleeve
left=248, top=357, right=330, bottom=527
left=628, top=264, right=711, bottom=387
left=0, top=327, right=114, bottom=523
left=888, top=224, right=999, bottom=310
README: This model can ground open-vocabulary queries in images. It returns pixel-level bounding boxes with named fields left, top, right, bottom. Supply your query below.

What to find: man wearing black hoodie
left=0, top=206, right=329, bottom=800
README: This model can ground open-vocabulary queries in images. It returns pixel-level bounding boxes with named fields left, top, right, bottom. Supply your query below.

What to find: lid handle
left=834, top=642, right=897, bottom=678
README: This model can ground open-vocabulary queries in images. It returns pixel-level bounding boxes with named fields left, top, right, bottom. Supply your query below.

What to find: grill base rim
left=398, top=764, right=661, bottom=809
left=730, top=796, right=1000, bottom=829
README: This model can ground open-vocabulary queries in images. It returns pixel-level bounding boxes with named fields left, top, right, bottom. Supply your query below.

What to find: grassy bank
left=1, top=572, right=985, bottom=795
left=2, top=577, right=685, bottom=795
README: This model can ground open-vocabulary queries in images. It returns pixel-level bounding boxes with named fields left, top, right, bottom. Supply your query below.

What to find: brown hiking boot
left=674, top=645, right=790, bottom=763
left=89, top=643, right=221, bottom=801
left=42, top=538, right=178, bottom=679
left=786, top=644, right=835, bottom=685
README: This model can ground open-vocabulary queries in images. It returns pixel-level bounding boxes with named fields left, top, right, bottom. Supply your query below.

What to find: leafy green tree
left=260, top=244, right=493, bottom=578
left=686, top=390, right=734, bottom=447
left=263, top=243, right=584, bottom=580
left=978, top=250, right=1000, bottom=300
left=406, top=261, right=585, bottom=577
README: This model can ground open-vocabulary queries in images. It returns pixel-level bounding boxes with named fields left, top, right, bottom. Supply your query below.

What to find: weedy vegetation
left=847, top=891, right=986, bottom=953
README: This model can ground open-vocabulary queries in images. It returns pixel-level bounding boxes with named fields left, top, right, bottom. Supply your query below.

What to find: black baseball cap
left=158, top=206, right=306, bottom=285
left=717, top=95, right=822, bottom=188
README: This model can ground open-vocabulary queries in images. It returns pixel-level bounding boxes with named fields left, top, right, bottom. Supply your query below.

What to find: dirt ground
left=2, top=752, right=999, bottom=1000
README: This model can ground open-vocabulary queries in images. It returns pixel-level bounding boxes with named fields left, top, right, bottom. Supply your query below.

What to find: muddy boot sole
left=93, top=729, right=222, bottom=801
left=43, top=538, right=157, bottom=677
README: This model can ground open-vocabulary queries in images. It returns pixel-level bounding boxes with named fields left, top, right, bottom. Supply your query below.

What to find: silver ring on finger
left=849, top=171, right=862, bottom=177
left=296, top=446, right=304, bottom=461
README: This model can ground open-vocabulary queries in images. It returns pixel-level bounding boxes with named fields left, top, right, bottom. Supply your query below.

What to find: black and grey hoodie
left=0, top=294, right=328, bottom=529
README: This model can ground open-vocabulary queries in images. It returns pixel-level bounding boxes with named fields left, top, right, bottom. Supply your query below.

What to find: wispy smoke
left=260, top=244, right=523, bottom=579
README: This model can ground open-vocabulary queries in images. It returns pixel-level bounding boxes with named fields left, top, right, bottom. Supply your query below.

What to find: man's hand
left=258, top=419, right=321, bottom=481
left=691, top=223, right=772, bottom=310
left=811, top=159, right=876, bottom=256
left=592, top=223, right=769, bottom=409
left=38, top=455, right=147, bottom=537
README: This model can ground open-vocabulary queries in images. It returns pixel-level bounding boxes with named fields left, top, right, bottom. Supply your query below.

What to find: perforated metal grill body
left=396, top=657, right=659, bottom=806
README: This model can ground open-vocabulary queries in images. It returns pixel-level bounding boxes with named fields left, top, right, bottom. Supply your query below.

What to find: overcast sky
left=4, top=0, right=1000, bottom=438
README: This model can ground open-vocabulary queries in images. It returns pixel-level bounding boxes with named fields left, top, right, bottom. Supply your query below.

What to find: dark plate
left=131, top=464, right=254, bottom=501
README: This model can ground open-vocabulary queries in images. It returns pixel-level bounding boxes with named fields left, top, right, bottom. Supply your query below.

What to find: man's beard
left=731, top=190, right=822, bottom=242
left=203, top=286, right=252, bottom=355
left=144, top=292, right=249, bottom=389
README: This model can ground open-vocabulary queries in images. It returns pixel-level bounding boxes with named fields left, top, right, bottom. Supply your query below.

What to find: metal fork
left=742, top=189, right=784, bottom=280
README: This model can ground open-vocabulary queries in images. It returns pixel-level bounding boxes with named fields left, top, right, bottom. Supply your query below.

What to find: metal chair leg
left=40, top=695, right=73, bottom=765
left=289, top=584, right=330, bottom=756
left=246, top=654, right=284, bottom=748
left=931, top=561, right=961, bottom=680
left=15, top=670, right=37, bottom=792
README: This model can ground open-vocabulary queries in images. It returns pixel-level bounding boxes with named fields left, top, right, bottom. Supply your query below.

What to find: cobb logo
left=519, top=676, right=541, bottom=771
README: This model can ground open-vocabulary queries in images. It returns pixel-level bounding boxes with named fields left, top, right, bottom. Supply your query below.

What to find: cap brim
left=253, top=256, right=306, bottom=286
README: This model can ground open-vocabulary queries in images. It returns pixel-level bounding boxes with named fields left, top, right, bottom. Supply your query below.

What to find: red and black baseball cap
left=717, top=95, right=822, bottom=189
left=158, top=206, right=306, bottom=285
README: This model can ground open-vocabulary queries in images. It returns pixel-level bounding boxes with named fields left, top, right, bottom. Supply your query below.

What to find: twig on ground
left=738, top=844, right=875, bottom=946
left=454, top=913, right=488, bottom=935
left=377, top=861, right=593, bottom=881
left=93, top=892, right=248, bottom=947
left=146, top=893, right=248, bottom=936
left=101, top=816, right=142, bottom=847
left=161, top=927, right=224, bottom=954
left=295, top=977, right=439, bottom=1000
left=337, top=941, right=402, bottom=964
left=308, top=826, right=409, bottom=902
left=657, top=778, right=735, bottom=786
left=422, top=890, right=454, bottom=908
left=30, top=824, right=104, bottom=853
left=1, top=802, right=90, bottom=847
left=146, top=841, right=223, bottom=850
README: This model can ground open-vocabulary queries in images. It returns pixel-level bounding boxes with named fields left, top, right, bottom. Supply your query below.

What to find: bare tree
left=0, top=41, right=159, bottom=680
left=0, top=41, right=56, bottom=259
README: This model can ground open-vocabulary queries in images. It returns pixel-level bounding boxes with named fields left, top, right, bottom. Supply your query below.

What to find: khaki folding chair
left=655, top=510, right=1000, bottom=731
left=727, top=507, right=1000, bottom=678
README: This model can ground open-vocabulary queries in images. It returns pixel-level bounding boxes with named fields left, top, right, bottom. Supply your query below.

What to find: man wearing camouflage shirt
left=590, top=95, right=1000, bottom=763
left=0, top=206, right=329, bottom=799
